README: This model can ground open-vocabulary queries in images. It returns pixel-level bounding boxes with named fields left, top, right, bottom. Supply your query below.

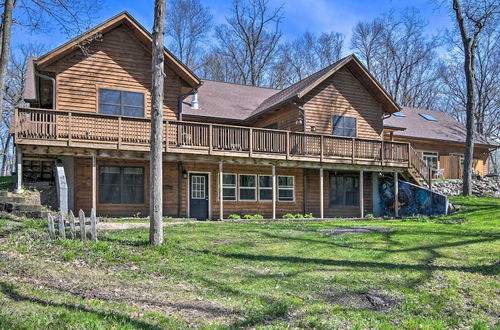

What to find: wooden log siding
left=15, top=107, right=430, bottom=186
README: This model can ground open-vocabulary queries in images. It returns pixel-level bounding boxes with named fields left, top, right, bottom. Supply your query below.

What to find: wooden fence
left=47, top=208, right=97, bottom=242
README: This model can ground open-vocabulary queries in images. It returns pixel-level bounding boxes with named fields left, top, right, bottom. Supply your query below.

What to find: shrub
left=303, top=213, right=314, bottom=219
left=282, top=213, right=295, bottom=219
left=294, top=213, right=304, bottom=219
left=252, top=214, right=264, bottom=219
left=242, top=214, right=263, bottom=220
left=365, top=213, right=375, bottom=219
left=227, top=214, right=241, bottom=220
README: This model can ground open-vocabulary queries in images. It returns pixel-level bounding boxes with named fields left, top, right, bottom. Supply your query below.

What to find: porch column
left=219, top=161, right=223, bottom=220
left=272, top=165, right=276, bottom=220
left=359, top=170, right=364, bottom=218
left=394, top=172, right=399, bottom=217
left=15, top=147, right=22, bottom=193
left=92, top=152, right=97, bottom=212
left=319, top=167, right=324, bottom=219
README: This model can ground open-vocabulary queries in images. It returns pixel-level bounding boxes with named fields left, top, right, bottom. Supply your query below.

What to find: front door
left=189, top=173, right=209, bottom=220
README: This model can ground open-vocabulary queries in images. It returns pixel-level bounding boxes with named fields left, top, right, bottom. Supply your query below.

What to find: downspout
left=177, top=81, right=203, bottom=121
left=178, top=161, right=183, bottom=217
left=35, top=72, right=56, bottom=110
left=292, top=102, right=307, bottom=133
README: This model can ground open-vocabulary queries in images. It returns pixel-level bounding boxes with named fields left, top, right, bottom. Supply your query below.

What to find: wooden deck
left=14, top=107, right=431, bottom=186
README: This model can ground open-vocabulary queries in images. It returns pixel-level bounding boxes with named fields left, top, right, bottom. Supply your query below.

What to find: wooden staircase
left=404, top=147, right=432, bottom=188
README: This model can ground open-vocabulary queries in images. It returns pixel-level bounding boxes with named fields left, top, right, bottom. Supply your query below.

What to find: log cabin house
left=13, top=12, right=475, bottom=220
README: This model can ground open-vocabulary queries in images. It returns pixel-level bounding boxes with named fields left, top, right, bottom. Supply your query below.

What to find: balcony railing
left=15, top=107, right=430, bottom=185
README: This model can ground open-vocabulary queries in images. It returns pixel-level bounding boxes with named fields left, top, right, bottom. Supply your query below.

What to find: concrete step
left=4, top=203, right=42, bottom=213
left=0, top=196, right=27, bottom=204
left=0, top=191, right=12, bottom=197
left=11, top=210, right=45, bottom=218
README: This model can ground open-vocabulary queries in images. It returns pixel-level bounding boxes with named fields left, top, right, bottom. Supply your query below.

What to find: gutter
left=35, top=72, right=56, bottom=109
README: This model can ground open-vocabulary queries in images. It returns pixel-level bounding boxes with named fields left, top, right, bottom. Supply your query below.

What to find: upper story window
left=332, top=115, right=356, bottom=137
left=98, top=88, right=145, bottom=117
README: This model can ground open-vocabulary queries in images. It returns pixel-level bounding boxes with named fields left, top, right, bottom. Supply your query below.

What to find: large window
left=259, top=175, right=273, bottom=201
left=239, top=174, right=257, bottom=201
left=278, top=176, right=294, bottom=201
left=330, top=174, right=359, bottom=206
left=422, top=151, right=439, bottom=169
left=222, top=174, right=237, bottom=201
left=332, top=115, right=356, bottom=137
left=99, top=88, right=144, bottom=117
left=99, top=166, right=144, bottom=204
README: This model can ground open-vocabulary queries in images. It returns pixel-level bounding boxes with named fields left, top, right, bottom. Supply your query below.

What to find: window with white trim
left=222, top=174, right=237, bottom=201
left=239, top=174, right=257, bottom=201
left=422, top=151, right=439, bottom=169
left=259, top=175, right=273, bottom=201
left=278, top=176, right=294, bottom=201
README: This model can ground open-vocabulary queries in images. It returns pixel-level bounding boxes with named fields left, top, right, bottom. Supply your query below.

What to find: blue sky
left=11, top=0, right=453, bottom=55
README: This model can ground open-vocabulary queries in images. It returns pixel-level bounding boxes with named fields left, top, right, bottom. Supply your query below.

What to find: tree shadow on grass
left=0, top=282, right=163, bottom=330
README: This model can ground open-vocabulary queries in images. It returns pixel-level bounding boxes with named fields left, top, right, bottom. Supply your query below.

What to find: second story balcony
left=14, top=107, right=431, bottom=186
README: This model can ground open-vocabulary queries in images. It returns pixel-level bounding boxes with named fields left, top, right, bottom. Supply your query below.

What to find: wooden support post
left=219, top=161, right=223, bottom=220
left=165, top=121, right=169, bottom=152
left=91, top=152, right=97, bottom=212
left=428, top=167, right=432, bottom=189
left=69, top=210, right=76, bottom=240
left=272, top=165, right=276, bottom=220
left=15, top=148, right=22, bottom=193
left=68, top=112, right=72, bottom=146
left=286, top=131, right=290, bottom=160
left=117, top=116, right=122, bottom=149
left=407, top=143, right=411, bottom=168
left=57, top=213, right=66, bottom=239
left=394, top=172, right=399, bottom=218
left=351, top=138, right=355, bottom=164
left=320, top=135, right=324, bottom=162
left=209, top=124, right=213, bottom=155
left=79, top=209, right=86, bottom=242
left=249, top=128, right=253, bottom=157
left=47, top=213, right=56, bottom=239
left=90, top=208, right=97, bottom=242
left=359, top=170, right=364, bottom=218
left=320, top=167, right=324, bottom=219
left=380, top=140, right=384, bottom=166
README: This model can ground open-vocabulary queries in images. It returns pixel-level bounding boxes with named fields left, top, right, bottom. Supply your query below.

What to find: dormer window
left=332, top=115, right=356, bottom=137
left=98, top=88, right=145, bottom=117
left=393, top=112, right=406, bottom=117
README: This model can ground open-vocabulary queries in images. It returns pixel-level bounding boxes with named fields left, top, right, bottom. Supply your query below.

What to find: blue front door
left=189, top=173, right=209, bottom=220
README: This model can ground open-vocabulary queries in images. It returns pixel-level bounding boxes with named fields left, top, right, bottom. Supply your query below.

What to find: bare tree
left=166, top=0, right=213, bottom=71
left=351, top=9, right=441, bottom=108
left=268, top=30, right=344, bottom=88
left=209, top=0, right=284, bottom=86
left=451, top=0, right=499, bottom=195
left=150, top=0, right=166, bottom=245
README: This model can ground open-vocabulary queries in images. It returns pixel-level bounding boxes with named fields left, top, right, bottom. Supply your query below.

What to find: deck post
left=117, top=116, right=121, bottom=149
left=359, top=170, right=364, bottom=218
left=272, top=165, right=276, bottom=220
left=286, top=131, right=290, bottom=160
left=209, top=124, right=213, bottom=155
left=351, top=138, right=355, bottom=163
left=249, top=128, right=253, bottom=157
left=219, top=161, right=223, bottom=220
left=319, top=167, right=324, bottom=219
left=320, top=135, right=324, bottom=162
left=380, top=140, right=384, bottom=166
left=92, top=152, right=97, bottom=212
left=15, top=147, right=22, bottom=193
left=394, top=172, right=399, bottom=218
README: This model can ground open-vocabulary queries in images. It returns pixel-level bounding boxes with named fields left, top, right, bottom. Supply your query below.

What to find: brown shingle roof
left=384, top=107, right=498, bottom=147
left=182, top=80, right=280, bottom=121
left=23, top=56, right=37, bottom=102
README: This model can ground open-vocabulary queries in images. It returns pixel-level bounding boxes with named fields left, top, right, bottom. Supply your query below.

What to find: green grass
left=0, top=175, right=15, bottom=191
left=0, top=196, right=498, bottom=329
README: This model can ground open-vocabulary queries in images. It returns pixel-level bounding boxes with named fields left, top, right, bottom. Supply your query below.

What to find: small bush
left=402, top=215, right=430, bottom=222
left=294, top=213, right=304, bottom=219
left=227, top=214, right=241, bottom=220
left=365, top=213, right=375, bottom=219
left=303, top=213, right=314, bottom=219
left=282, top=213, right=295, bottom=219
left=242, top=214, right=264, bottom=220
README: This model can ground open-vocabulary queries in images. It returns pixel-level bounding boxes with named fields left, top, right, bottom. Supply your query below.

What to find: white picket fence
left=47, top=208, right=98, bottom=242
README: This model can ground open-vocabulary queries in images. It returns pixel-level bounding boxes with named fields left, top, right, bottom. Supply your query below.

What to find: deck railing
left=15, top=107, right=430, bottom=185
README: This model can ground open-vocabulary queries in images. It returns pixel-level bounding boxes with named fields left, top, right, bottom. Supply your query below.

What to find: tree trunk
left=149, top=0, right=167, bottom=245
left=0, top=0, right=16, bottom=125
left=1, top=133, right=12, bottom=176
left=452, top=0, right=476, bottom=196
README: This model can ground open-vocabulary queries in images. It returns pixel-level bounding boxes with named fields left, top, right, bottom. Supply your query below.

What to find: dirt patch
left=0, top=250, right=240, bottom=325
left=282, top=226, right=392, bottom=236
left=321, top=289, right=398, bottom=311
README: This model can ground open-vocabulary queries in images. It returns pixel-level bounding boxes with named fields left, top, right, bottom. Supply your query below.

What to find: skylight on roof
left=419, top=113, right=438, bottom=121
left=393, top=112, right=406, bottom=117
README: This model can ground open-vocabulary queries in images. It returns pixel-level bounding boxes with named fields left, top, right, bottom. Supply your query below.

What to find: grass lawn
left=0, top=196, right=498, bottom=329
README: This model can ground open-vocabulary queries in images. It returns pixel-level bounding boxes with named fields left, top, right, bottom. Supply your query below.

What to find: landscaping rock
left=432, top=176, right=499, bottom=197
